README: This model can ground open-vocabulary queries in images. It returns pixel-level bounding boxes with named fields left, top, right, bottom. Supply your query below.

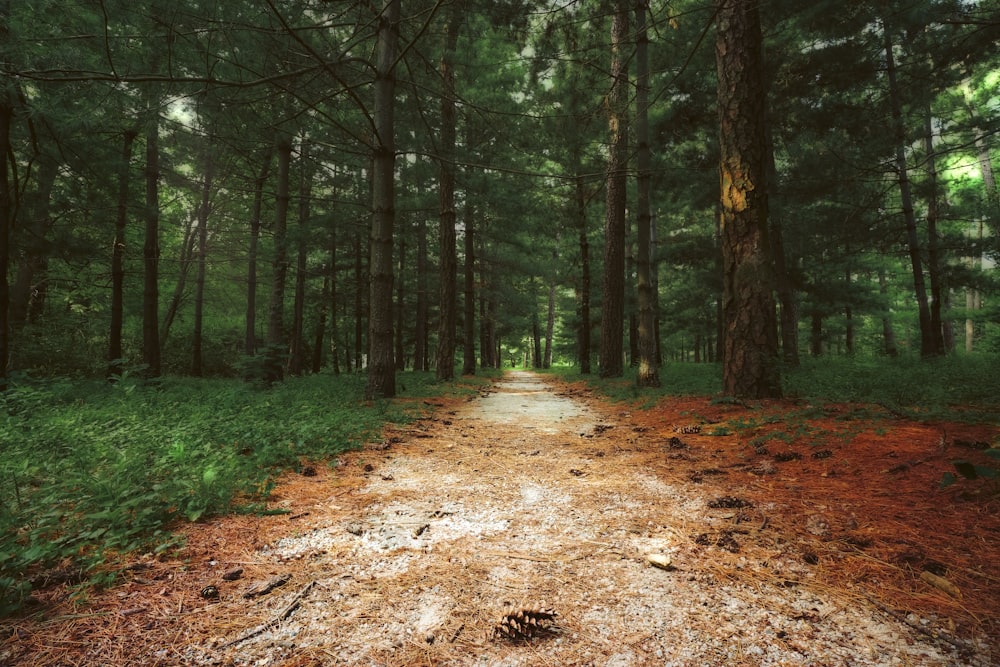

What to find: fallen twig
left=217, top=580, right=317, bottom=650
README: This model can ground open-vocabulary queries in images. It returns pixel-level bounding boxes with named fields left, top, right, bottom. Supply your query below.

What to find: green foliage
left=941, top=448, right=1000, bottom=492
left=782, top=355, right=1000, bottom=421
left=0, top=370, right=459, bottom=615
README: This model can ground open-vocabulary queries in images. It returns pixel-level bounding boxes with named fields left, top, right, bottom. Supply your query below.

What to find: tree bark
left=0, top=47, right=12, bottom=388
left=365, top=0, right=400, bottom=399
left=142, top=102, right=162, bottom=378
left=435, top=9, right=461, bottom=383
left=109, top=129, right=137, bottom=377
left=715, top=0, right=781, bottom=398
left=191, top=143, right=214, bottom=376
left=599, top=0, right=629, bottom=379
left=462, top=204, right=476, bottom=375
left=10, top=152, right=58, bottom=327
left=883, top=21, right=934, bottom=358
left=395, top=237, right=406, bottom=370
left=923, top=109, right=945, bottom=355
left=878, top=266, right=898, bottom=357
left=635, top=0, right=659, bottom=387
left=574, top=152, right=591, bottom=374
left=414, top=213, right=429, bottom=371
left=265, top=136, right=293, bottom=383
left=288, top=143, right=311, bottom=377
left=353, top=230, right=363, bottom=372
left=329, top=227, right=341, bottom=374
left=159, top=212, right=197, bottom=348
left=245, top=152, right=272, bottom=356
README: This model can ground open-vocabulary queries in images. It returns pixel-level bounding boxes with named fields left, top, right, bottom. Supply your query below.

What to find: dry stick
left=217, top=581, right=317, bottom=650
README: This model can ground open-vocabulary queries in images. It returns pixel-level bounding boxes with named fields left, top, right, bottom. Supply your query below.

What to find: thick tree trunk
left=109, top=129, right=137, bottom=376
left=435, top=10, right=461, bottom=383
left=715, top=0, right=781, bottom=398
left=191, top=146, right=214, bottom=377
left=142, top=106, right=162, bottom=378
left=365, top=0, right=400, bottom=399
left=599, top=0, right=629, bottom=379
left=462, top=204, right=476, bottom=375
left=883, top=23, right=934, bottom=358
left=245, top=153, right=271, bottom=357
left=265, top=136, right=293, bottom=383
left=635, top=0, right=659, bottom=387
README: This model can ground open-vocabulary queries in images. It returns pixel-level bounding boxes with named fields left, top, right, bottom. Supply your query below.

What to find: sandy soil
left=3, top=370, right=997, bottom=666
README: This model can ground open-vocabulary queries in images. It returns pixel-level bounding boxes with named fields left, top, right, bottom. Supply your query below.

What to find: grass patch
left=0, top=370, right=486, bottom=615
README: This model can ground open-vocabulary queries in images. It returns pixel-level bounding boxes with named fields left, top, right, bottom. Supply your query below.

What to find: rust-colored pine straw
left=2, top=374, right=997, bottom=666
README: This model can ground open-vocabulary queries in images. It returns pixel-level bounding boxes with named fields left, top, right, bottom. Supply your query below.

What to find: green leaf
left=984, top=448, right=1000, bottom=461
left=939, top=472, right=957, bottom=489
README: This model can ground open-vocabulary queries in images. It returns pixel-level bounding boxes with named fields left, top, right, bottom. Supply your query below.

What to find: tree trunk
left=883, top=22, right=934, bottom=358
left=142, top=104, right=162, bottom=378
left=435, top=10, right=461, bottom=383
left=265, top=136, right=293, bottom=383
left=365, top=0, right=400, bottom=399
left=329, top=228, right=341, bottom=375
left=0, top=62, right=12, bottom=389
left=109, top=129, right=137, bottom=377
left=635, top=0, right=659, bottom=387
left=599, top=0, right=629, bottom=379
left=10, top=152, right=58, bottom=327
left=810, top=310, right=823, bottom=357
left=395, top=237, right=406, bottom=370
left=462, top=204, right=476, bottom=375
left=245, top=152, right=272, bottom=356
left=288, top=143, right=311, bottom=377
left=191, top=145, right=214, bottom=377
left=354, top=230, right=364, bottom=371
left=414, top=214, right=429, bottom=371
left=715, top=0, right=781, bottom=398
left=878, top=266, right=898, bottom=357
left=544, top=278, right=556, bottom=369
left=765, top=123, right=798, bottom=365
left=532, top=309, right=542, bottom=369
left=923, top=109, right=945, bottom=355
left=574, top=157, right=591, bottom=374
left=160, top=213, right=197, bottom=348
left=313, top=274, right=328, bottom=373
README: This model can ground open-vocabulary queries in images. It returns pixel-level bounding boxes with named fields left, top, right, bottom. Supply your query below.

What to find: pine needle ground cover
left=0, top=371, right=493, bottom=616
left=0, top=369, right=996, bottom=666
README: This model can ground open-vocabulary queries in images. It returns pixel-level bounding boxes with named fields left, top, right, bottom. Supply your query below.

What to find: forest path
left=8, top=371, right=993, bottom=667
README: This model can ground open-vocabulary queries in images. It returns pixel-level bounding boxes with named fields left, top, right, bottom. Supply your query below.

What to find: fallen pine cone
left=489, top=605, right=558, bottom=641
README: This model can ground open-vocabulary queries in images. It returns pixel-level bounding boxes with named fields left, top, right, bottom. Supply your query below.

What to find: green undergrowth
left=543, top=354, right=1000, bottom=423
left=0, top=369, right=491, bottom=616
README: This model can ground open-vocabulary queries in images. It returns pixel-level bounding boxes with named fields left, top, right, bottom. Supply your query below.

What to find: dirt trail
left=4, top=371, right=995, bottom=666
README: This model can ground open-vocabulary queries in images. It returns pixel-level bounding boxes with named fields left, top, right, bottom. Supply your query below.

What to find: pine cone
left=490, top=606, right=558, bottom=641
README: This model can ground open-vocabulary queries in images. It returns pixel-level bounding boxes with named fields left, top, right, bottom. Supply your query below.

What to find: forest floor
left=3, top=370, right=999, bottom=667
